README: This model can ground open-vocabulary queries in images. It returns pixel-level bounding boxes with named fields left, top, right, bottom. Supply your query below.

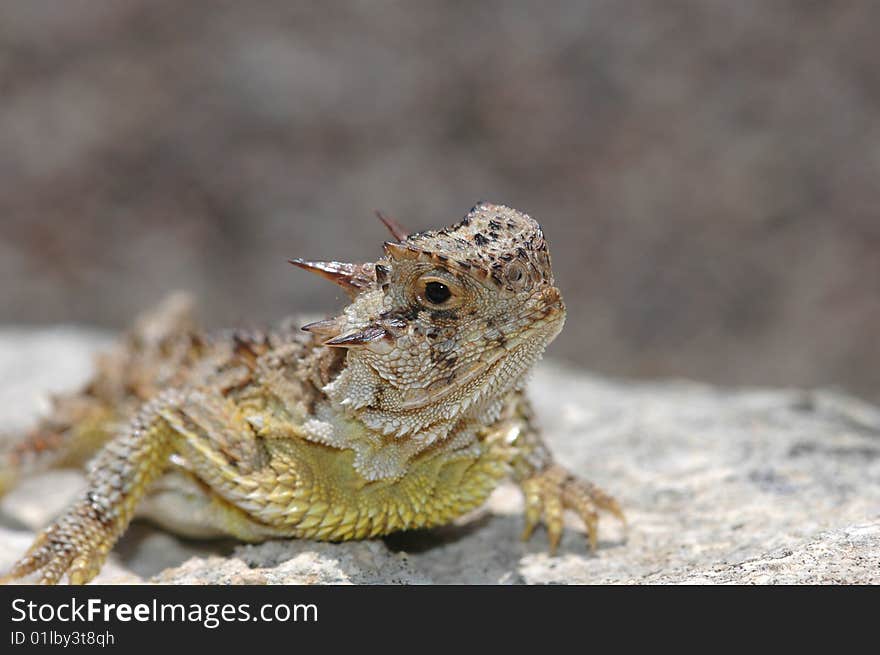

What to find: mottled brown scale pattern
left=1, top=202, right=623, bottom=584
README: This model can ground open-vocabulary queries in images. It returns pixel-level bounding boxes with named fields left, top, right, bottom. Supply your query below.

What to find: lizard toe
left=518, top=464, right=624, bottom=554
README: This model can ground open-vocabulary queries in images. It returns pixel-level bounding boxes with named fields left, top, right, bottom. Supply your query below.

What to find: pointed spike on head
left=324, top=326, right=389, bottom=347
left=374, top=263, right=391, bottom=285
left=289, top=258, right=354, bottom=281
left=301, top=318, right=342, bottom=339
left=288, top=258, right=375, bottom=298
left=375, top=210, right=410, bottom=242
left=383, top=241, right=422, bottom=261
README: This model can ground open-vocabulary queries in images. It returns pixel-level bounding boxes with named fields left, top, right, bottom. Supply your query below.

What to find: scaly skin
left=1, top=202, right=623, bottom=584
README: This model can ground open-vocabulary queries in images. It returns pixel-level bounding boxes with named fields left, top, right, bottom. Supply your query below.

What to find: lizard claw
left=519, top=464, right=624, bottom=555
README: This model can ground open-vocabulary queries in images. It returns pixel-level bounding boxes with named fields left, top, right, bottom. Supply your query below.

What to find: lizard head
left=294, top=202, right=565, bottom=436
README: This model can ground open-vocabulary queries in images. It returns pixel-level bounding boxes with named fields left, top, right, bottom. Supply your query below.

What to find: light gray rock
left=1, top=328, right=878, bottom=584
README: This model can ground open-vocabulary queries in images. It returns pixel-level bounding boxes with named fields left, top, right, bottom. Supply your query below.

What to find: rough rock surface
left=1, top=328, right=878, bottom=584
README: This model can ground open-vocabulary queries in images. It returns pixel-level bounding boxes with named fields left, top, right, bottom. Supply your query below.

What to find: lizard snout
left=540, top=286, right=565, bottom=312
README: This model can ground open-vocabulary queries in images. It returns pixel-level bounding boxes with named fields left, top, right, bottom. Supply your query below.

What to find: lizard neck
left=323, top=346, right=527, bottom=441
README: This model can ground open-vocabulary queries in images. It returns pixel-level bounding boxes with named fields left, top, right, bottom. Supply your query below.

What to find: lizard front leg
left=490, top=394, right=625, bottom=554
left=1, top=385, right=279, bottom=585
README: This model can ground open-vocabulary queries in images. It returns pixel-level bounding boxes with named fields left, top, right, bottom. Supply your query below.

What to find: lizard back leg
left=0, top=399, right=118, bottom=497
left=0, top=292, right=198, bottom=497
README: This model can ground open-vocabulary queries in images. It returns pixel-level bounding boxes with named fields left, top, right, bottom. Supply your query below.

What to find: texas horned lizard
left=1, top=202, right=623, bottom=584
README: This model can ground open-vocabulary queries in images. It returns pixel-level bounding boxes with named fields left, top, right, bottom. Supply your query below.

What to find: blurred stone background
left=0, top=0, right=878, bottom=401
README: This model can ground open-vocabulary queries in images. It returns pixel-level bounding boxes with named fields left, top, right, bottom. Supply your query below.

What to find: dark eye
left=424, top=281, right=452, bottom=305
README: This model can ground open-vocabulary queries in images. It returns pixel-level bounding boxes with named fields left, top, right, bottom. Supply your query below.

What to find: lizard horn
left=300, top=318, right=343, bottom=339
left=288, top=259, right=376, bottom=298
left=383, top=241, right=425, bottom=261
left=324, top=326, right=389, bottom=347
left=375, top=210, right=410, bottom=241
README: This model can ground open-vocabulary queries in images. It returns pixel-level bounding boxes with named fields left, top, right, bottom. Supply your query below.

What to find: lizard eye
left=425, top=281, right=451, bottom=304
left=416, top=274, right=463, bottom=309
